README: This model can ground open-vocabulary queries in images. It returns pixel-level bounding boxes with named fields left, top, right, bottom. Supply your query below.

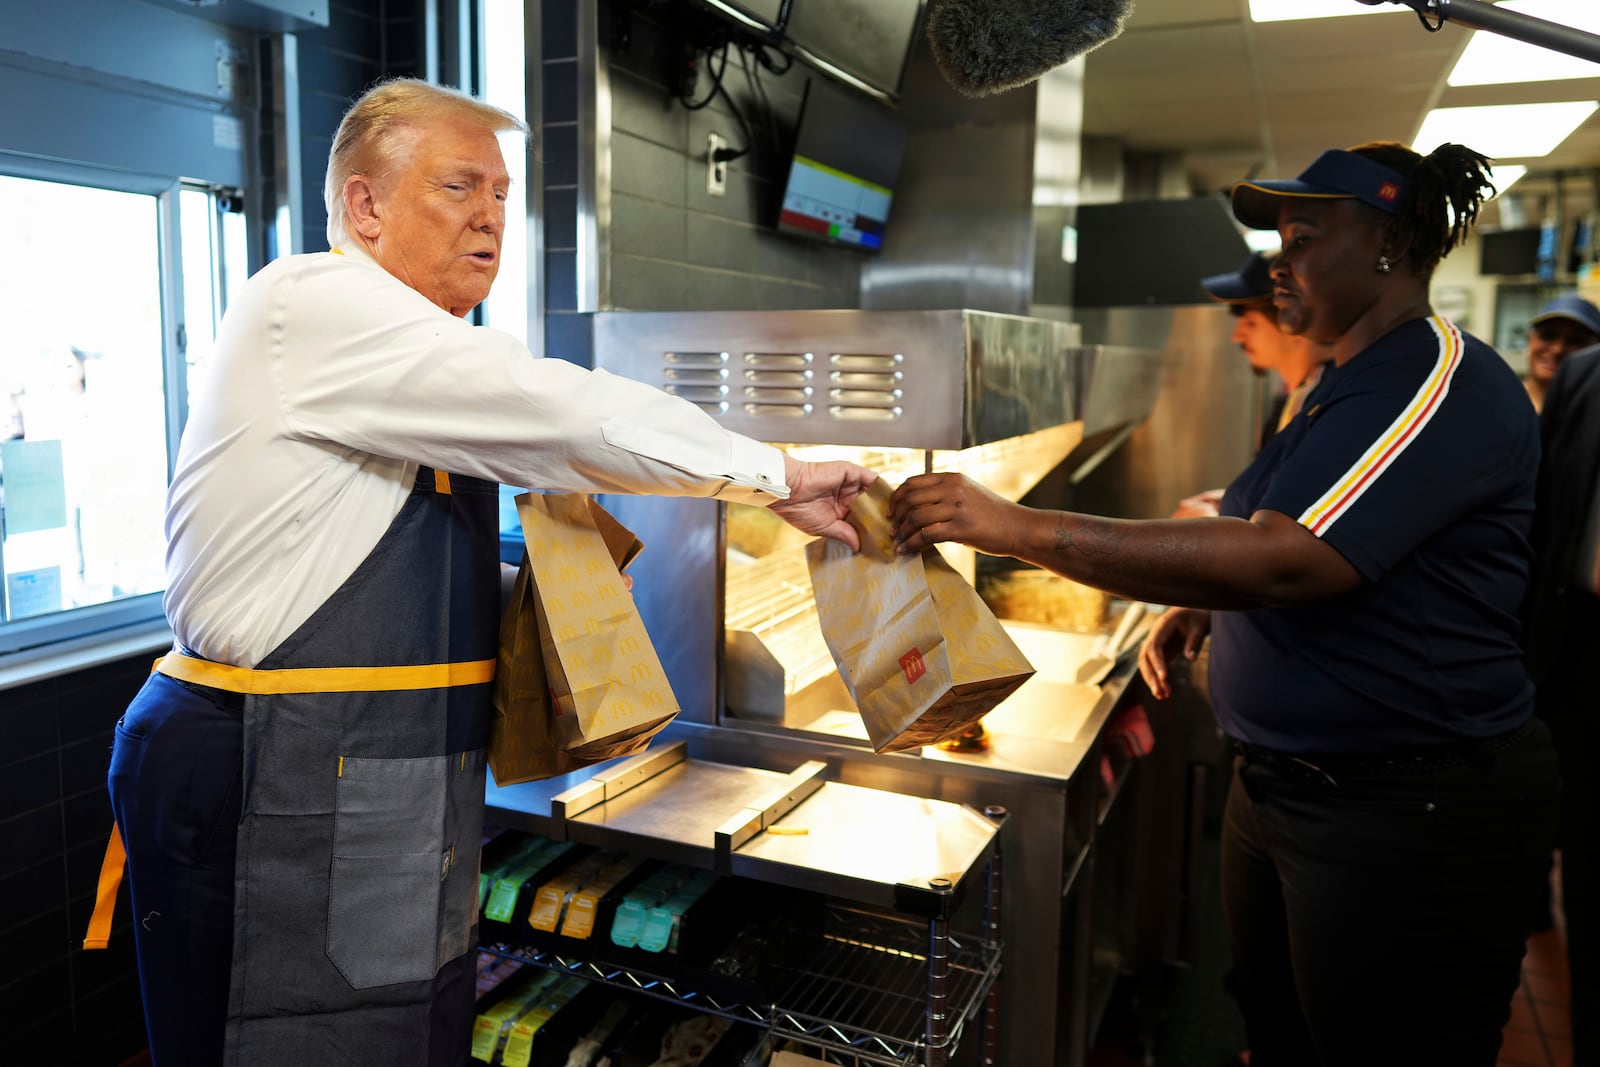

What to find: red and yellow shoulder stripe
left=1297, top=316, right=1464, bottom=537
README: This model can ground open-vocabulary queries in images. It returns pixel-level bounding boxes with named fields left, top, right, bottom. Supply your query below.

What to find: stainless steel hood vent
left=594, top=309, right=1085, bottom=451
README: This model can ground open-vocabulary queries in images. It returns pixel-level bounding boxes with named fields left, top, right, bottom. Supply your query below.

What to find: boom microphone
left=924, top=0, right=1136, bottom=98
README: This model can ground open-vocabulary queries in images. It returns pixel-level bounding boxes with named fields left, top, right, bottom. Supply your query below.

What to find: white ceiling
left=1081, top=0, right=1600, bottom=222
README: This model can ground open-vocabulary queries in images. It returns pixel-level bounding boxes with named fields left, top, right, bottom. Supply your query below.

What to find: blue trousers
left=1221, top=720, right=1560, bottom=1067
left=107, top=673, right=243, bottom=1067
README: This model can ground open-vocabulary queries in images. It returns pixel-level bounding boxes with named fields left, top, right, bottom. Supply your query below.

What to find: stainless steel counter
left=485, top=739, right=1001, bottom=913
left=484, top=606, right=1154, bottom=1067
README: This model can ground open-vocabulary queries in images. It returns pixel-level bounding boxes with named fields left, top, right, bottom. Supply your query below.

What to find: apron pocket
left=328, top=851, right=439, bottom=988
left=328, top=754, right=451, bottom=988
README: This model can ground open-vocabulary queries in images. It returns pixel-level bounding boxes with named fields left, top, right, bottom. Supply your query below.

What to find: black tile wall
left=543, top=0, right=579, bottom=58
left=546, top=311, right=595, bottom=366
left=580, top=0, right=863, bottom=318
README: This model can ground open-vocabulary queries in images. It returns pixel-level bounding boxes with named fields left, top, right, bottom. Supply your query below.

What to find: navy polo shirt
left=1210, top=317, right=1538, bottom=755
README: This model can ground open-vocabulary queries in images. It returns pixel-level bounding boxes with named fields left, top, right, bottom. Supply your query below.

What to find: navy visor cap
left=1531, top=294, right=1600, bottom=338
left=1201, top=253, right=1274, bottom=304
left=1231, top=149, right=1409, bottom=231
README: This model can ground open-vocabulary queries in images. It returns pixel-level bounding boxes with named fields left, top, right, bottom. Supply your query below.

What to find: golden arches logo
left=899, top=647, right=927, bottom=685
left=619, top=635, right=641, bottom=655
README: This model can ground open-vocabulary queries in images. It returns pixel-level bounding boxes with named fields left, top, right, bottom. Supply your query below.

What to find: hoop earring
left=1377, top=255, right=1393, bottom=273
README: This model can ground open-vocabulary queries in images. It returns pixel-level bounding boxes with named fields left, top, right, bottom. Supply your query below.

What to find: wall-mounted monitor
left=1479, top=227, right=1542, bottom=276
left=781, top=0, right=926, bottom=101
left=775, top=77, right=908, bottom=253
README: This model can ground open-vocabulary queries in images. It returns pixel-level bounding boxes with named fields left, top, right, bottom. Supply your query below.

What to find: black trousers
left=1221, top=720, right=1560, bottom=1067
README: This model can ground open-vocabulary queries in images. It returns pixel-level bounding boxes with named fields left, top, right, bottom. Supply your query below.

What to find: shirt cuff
left=714, top=437, right=790, bottom=506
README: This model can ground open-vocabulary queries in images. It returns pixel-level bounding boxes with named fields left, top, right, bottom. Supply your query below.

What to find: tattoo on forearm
left=1053, top=514, right=1127, bottom=557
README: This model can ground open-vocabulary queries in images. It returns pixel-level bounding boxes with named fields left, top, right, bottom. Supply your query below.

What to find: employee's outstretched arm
left=888, top=472, right=1360, bottom=610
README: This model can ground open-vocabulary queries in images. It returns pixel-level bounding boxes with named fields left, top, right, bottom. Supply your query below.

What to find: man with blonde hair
left=104, top=77, right=873, bottom=1065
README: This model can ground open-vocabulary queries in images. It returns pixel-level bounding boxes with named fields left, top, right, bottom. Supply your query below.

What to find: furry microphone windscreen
left=925, top=0, right=1136, bottom=98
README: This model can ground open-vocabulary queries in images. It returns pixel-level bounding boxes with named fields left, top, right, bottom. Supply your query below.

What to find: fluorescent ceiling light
left=1250, top=0, right=1387, bottom=22
left=1489, top=165, right=1528, bottom=197
left=1449, top=2, right=1600, bottom=85
left=1413, top=101, right=1599, bottom=160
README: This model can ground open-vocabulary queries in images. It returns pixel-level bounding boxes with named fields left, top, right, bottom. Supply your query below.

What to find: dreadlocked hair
left=1347, top=140, right=1496, bottom=276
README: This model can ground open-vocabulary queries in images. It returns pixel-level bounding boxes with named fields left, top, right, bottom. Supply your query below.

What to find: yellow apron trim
left=155, top=651, right=495, bottom=695
left=83, top=821, right=127, bottom=950
left=434, top=470, right=452, bottom=495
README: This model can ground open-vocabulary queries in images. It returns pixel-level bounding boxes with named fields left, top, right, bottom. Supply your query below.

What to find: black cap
left=1201, top=253, right=1274, bottom=304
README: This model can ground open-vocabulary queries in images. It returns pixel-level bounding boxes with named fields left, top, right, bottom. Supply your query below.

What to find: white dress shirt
left=165, top=244, right=787, bottom=666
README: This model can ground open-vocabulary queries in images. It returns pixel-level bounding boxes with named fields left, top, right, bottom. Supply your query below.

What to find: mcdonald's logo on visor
left=1377, top=182, right=1400, bottom=203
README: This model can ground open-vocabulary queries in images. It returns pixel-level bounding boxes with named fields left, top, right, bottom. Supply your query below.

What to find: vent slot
left=829, top=405, right=902, bottom=421
left=743, top=403, right=814, bottom=417
left=664, top=367, right=729, bottom=384
left=829, top=370, right=903, bottom=389
left=744, top=386, right=814, bottom=402
left=742, top=352, right=814, bottom=369
left=829, top=388, right=901, bottom=407
left=664, top=384, right=730, bottom=403
left=665, top=351, right=729, bottom=367
left=744, top=369, right=814, bottom=385
left=829, top=353, right=902, bottom=372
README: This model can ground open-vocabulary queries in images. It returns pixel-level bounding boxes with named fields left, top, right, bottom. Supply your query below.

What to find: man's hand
left=769, top=455, right=877, bottom=551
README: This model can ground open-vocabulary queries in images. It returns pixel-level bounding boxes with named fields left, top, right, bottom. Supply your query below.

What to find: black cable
left=737, top=42, right=784, bottom=160
left=677, top=32, right=753, bottom=163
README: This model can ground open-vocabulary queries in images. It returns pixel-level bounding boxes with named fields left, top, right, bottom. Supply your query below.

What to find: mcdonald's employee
left=102, top=78, right=874, bottom=1067
left=889, top=142, right=1558, bottom=1065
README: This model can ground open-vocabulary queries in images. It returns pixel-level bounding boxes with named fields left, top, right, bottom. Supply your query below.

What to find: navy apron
left=153, top=467, right=500, bottom=1065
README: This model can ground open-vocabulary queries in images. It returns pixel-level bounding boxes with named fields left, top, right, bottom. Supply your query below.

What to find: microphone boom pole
left=1359, top=0, right=1600, bottom=64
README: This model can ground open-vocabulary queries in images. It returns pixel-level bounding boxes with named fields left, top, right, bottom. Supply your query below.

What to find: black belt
left=1232, top=718, right=1536, bottom=788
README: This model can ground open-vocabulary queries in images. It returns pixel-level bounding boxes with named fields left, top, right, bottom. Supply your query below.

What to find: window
left=0, top=169, right=238, bottom=654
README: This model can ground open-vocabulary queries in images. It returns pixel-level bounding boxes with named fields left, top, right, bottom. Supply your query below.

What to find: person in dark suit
left=1524, top=334, right=1600, bottom=1064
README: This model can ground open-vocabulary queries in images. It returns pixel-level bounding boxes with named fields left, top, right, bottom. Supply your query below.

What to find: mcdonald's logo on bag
left=899, top=647, right=926, bottom=685
left=619, top=635, right=640, bottom=655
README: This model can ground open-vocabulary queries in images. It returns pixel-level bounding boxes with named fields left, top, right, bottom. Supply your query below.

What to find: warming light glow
left=1413, top=102, right=1599, bottom=160
left=1449, top=2, right=1600, bottom=86
left=1249, top=0, right=1389, bottom=22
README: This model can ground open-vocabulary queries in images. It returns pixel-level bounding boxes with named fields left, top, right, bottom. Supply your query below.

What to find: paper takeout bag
left=806, top=479, right=1035, bottom=753
left=489, top=493, right=678, bottom=785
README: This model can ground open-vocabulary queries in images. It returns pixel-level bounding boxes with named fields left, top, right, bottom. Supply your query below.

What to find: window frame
left=0, top=154, right=233, bottom=658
